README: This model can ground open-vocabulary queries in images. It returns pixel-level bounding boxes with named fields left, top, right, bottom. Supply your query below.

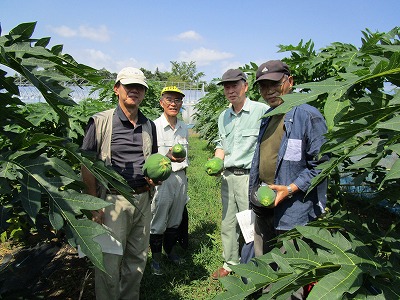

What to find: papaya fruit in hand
left=143, top=153, right=172, bottom=182
left=171, top=143, right=186, bottom=158
left=204, top=157, right=224, bottom=176
left=257, top=185, right=276, bottom=207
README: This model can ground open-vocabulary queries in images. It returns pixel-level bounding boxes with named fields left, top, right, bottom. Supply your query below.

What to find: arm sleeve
left=81, top=118, right=97, bottom=158
left=150, top=120, right=158, bottom=154
left=293, top=112, right=327, bottom=192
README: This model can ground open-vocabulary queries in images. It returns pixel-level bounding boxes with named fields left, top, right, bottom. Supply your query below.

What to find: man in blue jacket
left=249, top=60, right=329, bottom=258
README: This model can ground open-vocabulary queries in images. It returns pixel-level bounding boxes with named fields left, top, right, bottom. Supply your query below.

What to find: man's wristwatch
left=287, top=185, right=293, bottom=198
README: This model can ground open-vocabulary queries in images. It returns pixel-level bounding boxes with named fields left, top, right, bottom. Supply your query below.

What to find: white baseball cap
left=115, top=67, right=148, bottom=88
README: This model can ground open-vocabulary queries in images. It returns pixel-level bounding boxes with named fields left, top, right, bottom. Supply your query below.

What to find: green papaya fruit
left=257, top=185, right=276, bottom=207
left=142, top=153, right=172, bottom=182
left=204, top=157, right=224, bottom=175
left=171, top=143, right=186, bottom=158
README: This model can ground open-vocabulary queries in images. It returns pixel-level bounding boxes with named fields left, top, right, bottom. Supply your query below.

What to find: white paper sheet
left=78, top=225, right=123, bottom=258
left=236, top=209, right=255, bottom=243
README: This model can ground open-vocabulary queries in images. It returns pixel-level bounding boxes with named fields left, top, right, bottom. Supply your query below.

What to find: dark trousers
left=177, top=204, right=189, bottom=249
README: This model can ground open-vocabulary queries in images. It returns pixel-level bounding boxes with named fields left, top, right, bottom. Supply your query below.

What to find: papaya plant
left=0, top=22, right=145, bottom=272
left=213, top=28, right=400, bottom=299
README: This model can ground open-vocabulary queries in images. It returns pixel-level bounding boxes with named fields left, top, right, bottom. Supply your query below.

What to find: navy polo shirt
left=82, top=105, right=157, bottom=188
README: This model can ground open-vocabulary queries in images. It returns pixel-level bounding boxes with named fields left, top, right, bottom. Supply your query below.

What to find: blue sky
left=1, top=0, right=399, bottom=82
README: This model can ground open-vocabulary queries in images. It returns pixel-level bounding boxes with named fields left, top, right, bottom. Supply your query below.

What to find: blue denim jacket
left=249, top=104, right=328, bottom=231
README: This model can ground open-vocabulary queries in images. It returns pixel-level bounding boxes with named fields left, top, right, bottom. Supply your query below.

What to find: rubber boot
left=164, top=228, right=184, bottom=264
left=177, top=205, right=189, bottom=250
left=150, top=234, right=164, bottom=275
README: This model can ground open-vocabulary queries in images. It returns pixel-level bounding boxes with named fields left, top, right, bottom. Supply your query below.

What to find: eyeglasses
left=258, top=76, right=289, bottom=91
left=163, top=97, right=183, bottom=105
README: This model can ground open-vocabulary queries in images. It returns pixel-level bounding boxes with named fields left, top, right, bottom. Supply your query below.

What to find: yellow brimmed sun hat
left=161, top=86, right=185, bottom=98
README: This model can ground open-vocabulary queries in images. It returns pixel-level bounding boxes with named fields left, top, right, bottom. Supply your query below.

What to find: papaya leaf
left=345, top=157, right=379, bottom=170
left=213, top=276, right=255, bottom=300
left=380, top=159, right=400, bottom=187
left=307, top=264, right=363, bottom=300
left=63, top=211, right=108, bottom=273
left=348, top=139, right=385, bottom=157
left=24, top=104, right=60, bottom=127
left=48, top=203, right=64, bottom=230
left=386, top=143, right=400, bottom=155
left=372, top=279, right=400, bottom=299
left=9, top=22, right=36, bottom=39
left=0, top=157, right=22, bottom=180
left=376, top=115, right=400, bottom=132
left=324, top=97, right=350, bottom=130
left=18, top=172, right=42, bottom=222
left=35, top=37, right=51, bottom=48
left=233, top=255, right=281, bottom=286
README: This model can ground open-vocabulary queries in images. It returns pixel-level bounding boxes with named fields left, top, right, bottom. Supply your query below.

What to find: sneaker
left=167, top=254, right=185, bottom=265
left=151, top=260, right=163, bottom=276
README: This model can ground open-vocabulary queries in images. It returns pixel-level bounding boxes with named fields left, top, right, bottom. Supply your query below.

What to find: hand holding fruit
left=257, top=185, right=276, bottom=207
left=265, top=184, right=297, bottom=207
left=143, top=153, right=172, bottom=185
left=166, top=144, right=186, bottom=163
left=204, top=157, right=224, bottom=176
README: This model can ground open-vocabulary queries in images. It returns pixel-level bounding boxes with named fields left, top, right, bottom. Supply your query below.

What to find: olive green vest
left=92, top=108, right=153, bottom=197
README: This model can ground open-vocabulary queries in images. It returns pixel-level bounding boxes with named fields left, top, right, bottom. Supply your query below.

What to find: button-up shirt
left=215, top=98, right=269, bottom=169
left=154, top=113, right=189, bottom=172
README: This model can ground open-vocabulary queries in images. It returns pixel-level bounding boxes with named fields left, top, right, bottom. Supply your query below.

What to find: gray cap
left=217, top=69, right=247, bottom=85
left=254, top=60, right=291, bottom=84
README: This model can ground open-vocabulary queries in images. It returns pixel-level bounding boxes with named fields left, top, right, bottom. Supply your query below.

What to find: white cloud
left=75, top=49, right=113, bottom=70
left=49, top=25, right=111, bottom=42
left=174, top=30, right=202, bottom=41
left=51, top=25, right=77, bottom=38
left=178, top=47, right=234, bottom=66
left=78, top=25, right=111, bottom=42
left=74, top=49, right=162, bottom=74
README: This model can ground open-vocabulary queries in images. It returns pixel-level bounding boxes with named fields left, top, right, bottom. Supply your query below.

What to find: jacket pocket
left=283, top=138, right=302, bottom=161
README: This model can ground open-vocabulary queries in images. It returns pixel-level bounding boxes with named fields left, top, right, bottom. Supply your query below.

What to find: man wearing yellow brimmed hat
left=81, top=67, right=158, bottom=299
left=149, top=86, right=189, bottom=275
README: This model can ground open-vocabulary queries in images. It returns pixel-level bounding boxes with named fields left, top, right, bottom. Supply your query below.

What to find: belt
left=225, top=167, right=250, bottom=175
left=107, top=185, right=150, bottom=195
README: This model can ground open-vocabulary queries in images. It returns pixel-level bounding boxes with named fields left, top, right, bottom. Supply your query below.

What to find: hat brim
left=217, top=77, right=246, bottom=85
left=119, top=78, right=148, bottom=89
left=161, top=90, right=185, bottom=98
left=254, top=72, right=285, bottom=84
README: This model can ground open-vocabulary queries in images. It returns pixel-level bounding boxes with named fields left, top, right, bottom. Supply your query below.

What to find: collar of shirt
left=229, top=97, right=251, bottom=116
left=159, top=112, right=183, bottom=130
left=116, top=105, right=147, bottom=124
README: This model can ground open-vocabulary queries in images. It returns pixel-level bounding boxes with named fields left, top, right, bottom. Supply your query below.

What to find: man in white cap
left=149, top=86, right=189, bottom=275
left=81, top=67, right=158, bottom=300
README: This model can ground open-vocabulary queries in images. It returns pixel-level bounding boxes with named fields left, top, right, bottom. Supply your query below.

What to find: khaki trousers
left=221, top=171, right=249, bottom=271
left=95, top=192, right=151, bottom=300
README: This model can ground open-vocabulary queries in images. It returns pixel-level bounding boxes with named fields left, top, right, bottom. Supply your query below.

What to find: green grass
left=140, top=132, right=226, bottom=300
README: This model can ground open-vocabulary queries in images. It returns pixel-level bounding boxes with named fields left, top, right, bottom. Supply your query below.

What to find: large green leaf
left=63, top=211, right=109, bottom=273
left=218, top=225, right=394, bottom=299
left=1, top=148, right=112, bottom=270
left=376, top=115, right=400, bottom=132
left=380, top=159, right=400, bottom=186
left=18, top=172, right=42, bottom=222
